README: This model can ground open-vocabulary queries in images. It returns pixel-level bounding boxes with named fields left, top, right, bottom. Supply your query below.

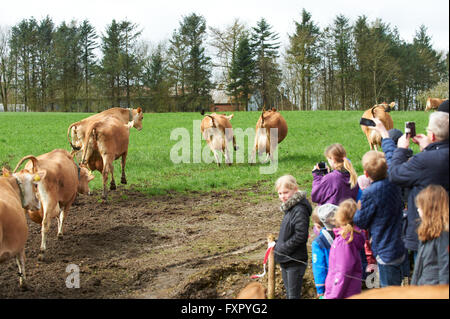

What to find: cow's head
left=3, top=167, right=46, bottom=211
left=78, top=166, right=95, bottom=195
left=132, top=107, right=144, bottom=131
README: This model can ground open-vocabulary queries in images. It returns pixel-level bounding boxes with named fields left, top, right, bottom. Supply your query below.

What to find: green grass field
left=0, top=110, right=429, bottom=196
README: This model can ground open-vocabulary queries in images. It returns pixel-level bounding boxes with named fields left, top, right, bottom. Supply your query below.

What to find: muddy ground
left=0, top=184, right=318, bottom=299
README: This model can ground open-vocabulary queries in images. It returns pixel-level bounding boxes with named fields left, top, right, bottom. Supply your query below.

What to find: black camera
left=405, top=121, right=416, bottom=138
left=317, top=161, right=328, bottom=175
left=359, top=117, right=376, bottom=127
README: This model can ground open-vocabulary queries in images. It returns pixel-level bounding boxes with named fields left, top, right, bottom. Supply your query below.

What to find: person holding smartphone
left=371, top=112, right=449, bottom=263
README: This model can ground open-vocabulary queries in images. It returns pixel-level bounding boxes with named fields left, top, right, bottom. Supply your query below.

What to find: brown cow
left=200, top=113, right=237, bottom=166
left=250, top=108, right=288, bottom=163
left=236, top=282, right=267, bottom=299
left=13, top=149, right=94, bottom=260
left=81, top=117, right=134, bottom=199
left=1, top=164, right=45, bottom=288
left=361, top=102, right=394, bottom=151
left=67, top=107, right=143, bottom=153
left=425, top=98, right=446, bottom=112
left=348, top=284, right=449, bottom=299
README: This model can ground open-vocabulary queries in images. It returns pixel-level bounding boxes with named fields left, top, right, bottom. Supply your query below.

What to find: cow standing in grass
left=1, top=164, right=45, bottom=288
left=250, top=108, right=287, bottom=163
left=361, top=102, right=394, bottom=151
left=81, top=117, right=134, bottom=200
left=13, top=149, right=95, bottom=260
left=425, top=98, right=447, bottom=112
left=67, top=107, right=143, bottom=156
left=200, top=113, right=237, bottom=166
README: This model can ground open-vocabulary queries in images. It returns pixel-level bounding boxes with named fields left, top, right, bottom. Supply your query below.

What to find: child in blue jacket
left=311, top=203, right=338, bottom=298
left=353, top=150, right=406, bottom=287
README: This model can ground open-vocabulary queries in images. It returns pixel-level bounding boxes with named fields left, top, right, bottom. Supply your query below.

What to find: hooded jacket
left=411, top=231, right=449, bottom=286
left=353, top=178, right=405, bottom=263
left=311, top=169, right=359, bottom=205
left=325, top=226, right=365, bottom=299
left=274, top=191, right=312, bottom=268
left=381, top=138, right=449, bottom=251
left=312, top=228, right=335, bottom=295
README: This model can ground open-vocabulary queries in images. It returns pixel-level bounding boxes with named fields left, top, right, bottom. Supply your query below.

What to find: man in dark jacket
left=372, top=112, right=449, bottom=257
left=274, top=188, right=312, bottom=299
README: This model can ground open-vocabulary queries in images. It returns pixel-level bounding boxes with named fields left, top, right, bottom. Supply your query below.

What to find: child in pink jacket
left=325, top=199, right=365, bottom=299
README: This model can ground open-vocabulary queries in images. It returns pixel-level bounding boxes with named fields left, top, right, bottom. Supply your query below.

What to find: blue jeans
left=281, top=263, right=307, bottom=299
left=378, top=263, right=403, bottom=287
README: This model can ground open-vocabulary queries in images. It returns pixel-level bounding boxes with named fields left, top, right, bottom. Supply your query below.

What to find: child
left=356, top=174, right=377, bottom=280
left=411, top=185, right=449, bottom=285
left=273, top=175, right=312, bottom=299
left=325, top=199, right=365, bottom=299
left=353, top=150, right=406, bottom=287
left=311, top=143, right=359, bottom=206
left=311, top=208, right=323, bottom=237
left=311, top=203, right=338, bottom=298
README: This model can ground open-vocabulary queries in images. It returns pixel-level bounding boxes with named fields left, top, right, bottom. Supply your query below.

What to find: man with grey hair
left=372, top=111, right=449, bottom=261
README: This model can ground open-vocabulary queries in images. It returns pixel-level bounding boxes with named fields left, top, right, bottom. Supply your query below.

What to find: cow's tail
left=13, top=155, right=39, bottom=173
left=260, top=107, right=266, bottom=127
left=67, top=122, right=82, bottom=151
left=81, top=122, right=99, bottom=165
left=206, top=115, right=216, bottom=128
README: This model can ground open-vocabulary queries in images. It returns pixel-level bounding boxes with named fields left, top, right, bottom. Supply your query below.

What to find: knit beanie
left=317, top=203, right=338, bottom=230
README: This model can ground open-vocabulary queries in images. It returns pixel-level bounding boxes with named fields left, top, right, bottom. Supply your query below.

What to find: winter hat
left=357, top=174, right=372, bottom=191
left=317, top=203, right=338, bottom=230
left=438, top=100, right=449, bottom=113
left=388, top=128, right=403, bottom=145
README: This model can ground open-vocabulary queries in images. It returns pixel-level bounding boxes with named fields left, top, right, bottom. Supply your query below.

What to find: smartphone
left=360, top=117, right=376, bottom=127
left=405, top=122, right=416, bottom=138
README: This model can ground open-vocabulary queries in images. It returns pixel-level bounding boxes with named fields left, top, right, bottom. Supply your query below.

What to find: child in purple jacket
left=311, top=143, right=359, bottom=206
left=325, top=199, right=365, bottom=299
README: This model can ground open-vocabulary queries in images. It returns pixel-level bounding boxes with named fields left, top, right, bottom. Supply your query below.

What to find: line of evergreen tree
left=0, top=10, right=448, bottom=112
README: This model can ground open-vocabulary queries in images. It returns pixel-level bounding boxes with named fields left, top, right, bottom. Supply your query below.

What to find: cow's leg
left=213, top=149, right=221, bottom=166
left=120, top=152, right=128, bottom=184
left=249, top=133, right=258, bottom=164
left=224, top=146, right=232, bottom=166
left=39, top=200, right=58, bottom=261
left=102, top=155, right=114, bottom=199
left=16, top=249, right=26, bottom=289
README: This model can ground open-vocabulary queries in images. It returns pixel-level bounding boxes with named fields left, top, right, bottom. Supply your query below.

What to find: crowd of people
left=271, top=101, right=449, bottom=299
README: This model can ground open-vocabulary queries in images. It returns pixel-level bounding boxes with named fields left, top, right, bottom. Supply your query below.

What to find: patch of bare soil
left=0, top=185, right=317, bottom=299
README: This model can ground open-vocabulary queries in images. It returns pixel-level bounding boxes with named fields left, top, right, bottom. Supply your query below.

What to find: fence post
left=267, top=234, right=275, bottom=299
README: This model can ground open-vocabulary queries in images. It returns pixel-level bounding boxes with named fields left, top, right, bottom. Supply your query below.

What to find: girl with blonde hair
left=311, top=143, right=359, bottom=206
left=324, top=199, right=365, bottom=299
left=411, top=185, right=449, bottom=285
left=273, top=175, right=312, bottom=299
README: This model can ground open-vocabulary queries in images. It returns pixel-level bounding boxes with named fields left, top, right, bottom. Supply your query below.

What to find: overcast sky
left=1, top=0, right=449, bottom=52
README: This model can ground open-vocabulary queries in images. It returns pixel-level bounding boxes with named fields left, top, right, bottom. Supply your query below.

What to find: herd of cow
left=0, top=106, right=290, bottom=290
left=0, top=97, right=445, bottom=294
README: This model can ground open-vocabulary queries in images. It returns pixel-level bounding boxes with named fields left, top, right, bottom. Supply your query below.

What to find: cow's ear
left=2, top=167, right=11, bottom=177
left=227, top=114, right=234, bottom=120
left=137, top=107, right=142, bottom=113
left=33, top=170, right=47, bottom=184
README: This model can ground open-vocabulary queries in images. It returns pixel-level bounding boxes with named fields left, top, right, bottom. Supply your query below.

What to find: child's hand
left=366, top=264, right=377, bottom=273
